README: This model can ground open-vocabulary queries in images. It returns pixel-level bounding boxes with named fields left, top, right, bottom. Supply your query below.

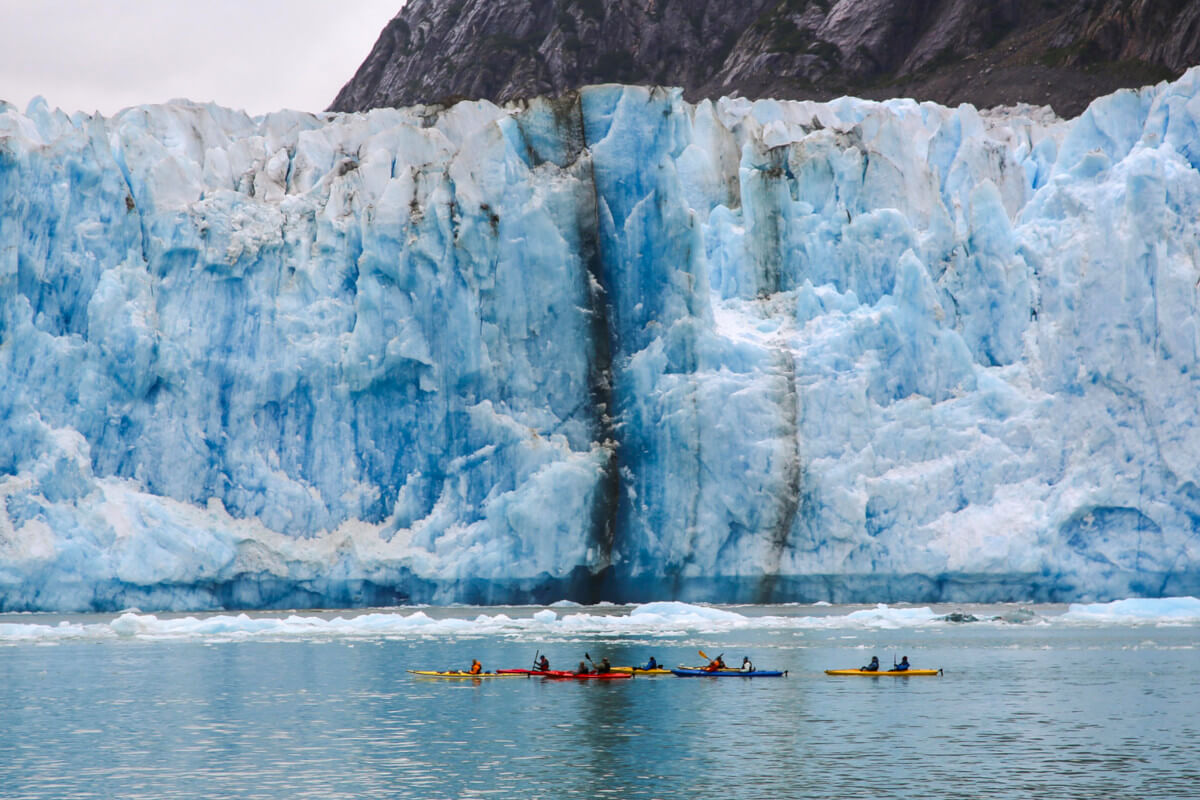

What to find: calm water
left=2, top=604, right=1198, bottom=799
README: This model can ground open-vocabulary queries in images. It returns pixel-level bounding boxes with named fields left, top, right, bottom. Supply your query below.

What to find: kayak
left=407, top=670, right=527, bottom=678
left=612, top=666, right=673, bottom=675
left=543, top=671, right=632, bottom=680
left=671, top=667, right=787, bottom=677
left=497, top=668, right=632, bottom=679
left=824, top=668, right=942, bottom=676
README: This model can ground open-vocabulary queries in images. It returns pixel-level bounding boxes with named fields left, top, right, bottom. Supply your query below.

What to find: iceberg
left=4, top=72, right=1200, bottom=611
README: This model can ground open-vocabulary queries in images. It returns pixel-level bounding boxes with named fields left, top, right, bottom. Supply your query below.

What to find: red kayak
left=496, top=668, right=630, bottom=680
left=543, top=670, right=631, bottom=680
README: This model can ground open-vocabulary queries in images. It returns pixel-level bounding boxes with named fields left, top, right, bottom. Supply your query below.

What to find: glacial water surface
left=1, top=602, right=1198, bottom=799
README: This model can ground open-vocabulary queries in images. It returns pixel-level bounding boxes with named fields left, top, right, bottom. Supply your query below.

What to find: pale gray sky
left=0, top=0, right=404, bottom=116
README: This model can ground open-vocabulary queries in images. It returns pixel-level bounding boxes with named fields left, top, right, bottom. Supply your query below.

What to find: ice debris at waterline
left=6, top=71, right=1200, bottom=611
left=3, top=598, right=1197, bottom=644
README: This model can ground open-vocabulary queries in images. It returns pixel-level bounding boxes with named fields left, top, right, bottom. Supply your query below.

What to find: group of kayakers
left=860, top=655, right=911, bottom=672
left=462, top=654, right=915, bottom=673
left=461, top=652, right=760, bottom=674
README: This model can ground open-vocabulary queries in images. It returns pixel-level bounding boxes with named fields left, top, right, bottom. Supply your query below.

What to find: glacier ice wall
left=4, top=71, right=1200, bottom=611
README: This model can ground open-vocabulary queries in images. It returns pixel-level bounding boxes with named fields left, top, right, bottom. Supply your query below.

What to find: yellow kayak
left=824, top=668, right=942, bottom=676
left=407, top=670, right=527, bottom=678
left=612, top=666, right=673, bottom=675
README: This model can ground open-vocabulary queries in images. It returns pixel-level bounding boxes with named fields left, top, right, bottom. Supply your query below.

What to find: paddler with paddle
left=700, top=649, right=726, bottom=671
left=583, top=652, right=612, bottom=674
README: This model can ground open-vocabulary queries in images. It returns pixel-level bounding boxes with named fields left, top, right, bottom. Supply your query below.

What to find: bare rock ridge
left=329, top=0, right=1200, bottom=118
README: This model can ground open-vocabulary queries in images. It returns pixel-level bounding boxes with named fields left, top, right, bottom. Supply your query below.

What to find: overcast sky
left=0, top=0, right=403, bottom=116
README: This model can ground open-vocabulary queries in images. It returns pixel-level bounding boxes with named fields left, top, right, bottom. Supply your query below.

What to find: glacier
left=4, top=71, right=1200, bottom=611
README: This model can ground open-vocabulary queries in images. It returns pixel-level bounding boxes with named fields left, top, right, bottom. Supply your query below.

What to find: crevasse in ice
left=3, top=71, right=1200, bottom=611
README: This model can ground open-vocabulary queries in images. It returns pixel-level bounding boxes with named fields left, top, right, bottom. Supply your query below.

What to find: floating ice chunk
left=841, top=604, right=942, bottom=628
left=1062, top=597, right=1200, bottom=623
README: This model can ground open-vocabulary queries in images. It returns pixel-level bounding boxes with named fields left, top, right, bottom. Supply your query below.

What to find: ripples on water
left=1, top=606, right=1198, bottom=799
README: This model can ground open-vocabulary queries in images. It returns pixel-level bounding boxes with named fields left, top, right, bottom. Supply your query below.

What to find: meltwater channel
left=2, top=600, right=1198, bottom=799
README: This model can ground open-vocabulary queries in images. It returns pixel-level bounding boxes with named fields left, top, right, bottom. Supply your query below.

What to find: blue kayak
left=671, top=667, right=787, bottom=677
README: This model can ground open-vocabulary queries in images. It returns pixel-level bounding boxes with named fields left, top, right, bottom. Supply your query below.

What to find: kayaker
left=535, top=655, right=550, bottom=672
left=575, top=661, right=590, bottom=675
left=641, top=656, right=658, bottom=670
left=740, top=657, right=754, bottom=672
left=704, top=655, right=726, bottom=671
left=469, top=659, right=483, bottom=675
left=596, top=657, right=612, bottom=674
left=861, top=656, right=879, bottom=672
left=889, top=656, right=910, bottom=672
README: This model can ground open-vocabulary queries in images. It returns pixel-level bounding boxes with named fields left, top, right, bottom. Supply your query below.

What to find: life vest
left=469, top=661, right=482, bottom=674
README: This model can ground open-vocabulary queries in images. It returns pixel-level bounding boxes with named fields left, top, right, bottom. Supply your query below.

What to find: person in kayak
left=861, top=656, right=880, bottom=672
left=595, top=657, right=612, bottom=674
left=469, top=659, right=483, bottom=675
left=575, top=661, right=591, bottom=675
left=535, top=655, right=550, bottom=672
left=641, top=656, right=659, bottom=670
left=889, top=656, right=910, bottom=672
left=704, top=655, right=727, bottom=671
left=740, top=657, right=755, bottom=672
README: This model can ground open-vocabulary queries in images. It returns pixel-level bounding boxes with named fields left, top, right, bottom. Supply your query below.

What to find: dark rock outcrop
left=330, top=0, right=1200, bottom=118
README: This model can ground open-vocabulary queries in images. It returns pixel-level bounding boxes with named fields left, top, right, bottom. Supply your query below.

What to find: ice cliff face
left=5, top=71, right=1200, bottom=611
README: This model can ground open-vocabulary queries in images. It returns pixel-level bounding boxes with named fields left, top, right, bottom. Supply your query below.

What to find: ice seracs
left=3, top=71, right=1200, bottom=610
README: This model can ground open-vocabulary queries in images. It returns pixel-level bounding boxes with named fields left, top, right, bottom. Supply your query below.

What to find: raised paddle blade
left=698, top=649, right=710, bottom=661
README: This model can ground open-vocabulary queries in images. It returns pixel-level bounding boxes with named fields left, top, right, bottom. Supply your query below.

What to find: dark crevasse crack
left=757, top=345, right=802, bottom=603
left=522, top=92, right=622, bottom=600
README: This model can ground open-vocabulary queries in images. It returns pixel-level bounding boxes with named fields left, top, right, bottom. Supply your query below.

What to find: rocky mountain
left=329, top=0, right=1200, bottom=118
